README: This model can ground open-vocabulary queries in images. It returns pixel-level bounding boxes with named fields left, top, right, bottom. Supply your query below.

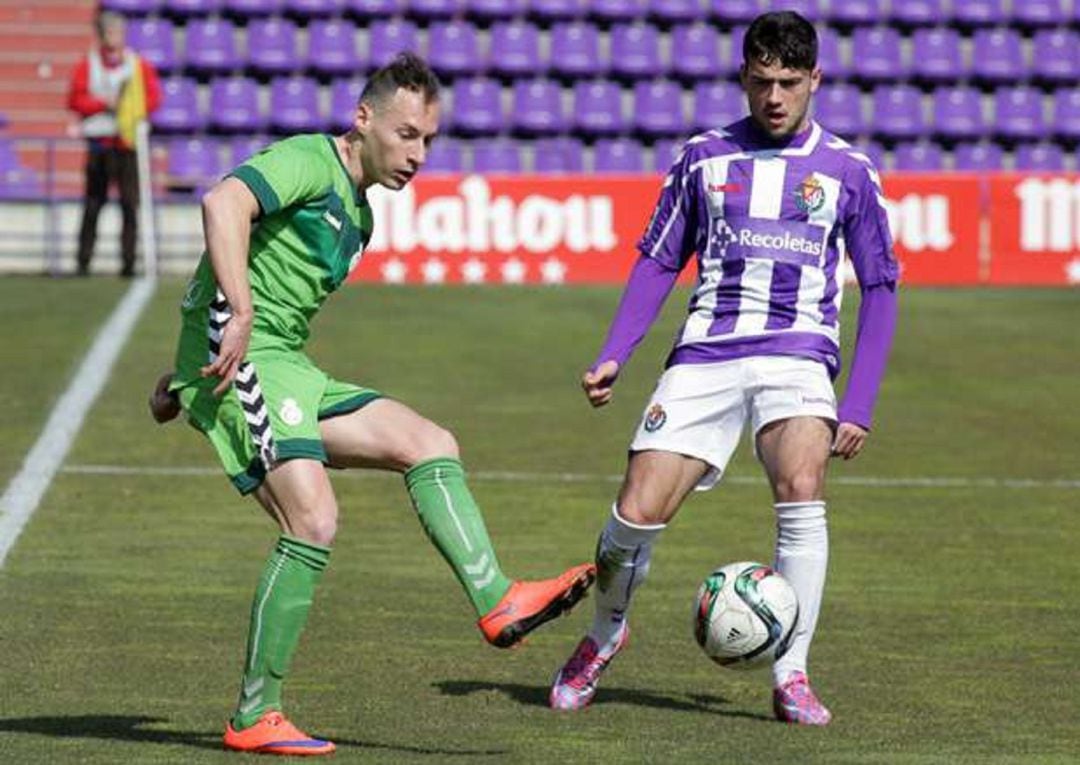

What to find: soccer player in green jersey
left=149, top=53, right=594, bottom=756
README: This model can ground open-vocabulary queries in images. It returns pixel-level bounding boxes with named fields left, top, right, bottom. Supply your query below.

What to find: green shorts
left=175, top=351, right=381, bottom=494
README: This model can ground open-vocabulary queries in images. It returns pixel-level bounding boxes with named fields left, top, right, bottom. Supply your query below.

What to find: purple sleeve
left=635, top=149, right=698, bottom=270
left=593, top=255, right=681, bottom=370
left=842, top=162, right=899, bottom=288
left=837, top=282, right=898, bottom=430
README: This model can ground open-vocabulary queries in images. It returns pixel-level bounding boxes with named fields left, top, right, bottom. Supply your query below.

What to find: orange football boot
left=478, top=563, right=596, bottom=648
left=223, top=711, right=336, bottom=756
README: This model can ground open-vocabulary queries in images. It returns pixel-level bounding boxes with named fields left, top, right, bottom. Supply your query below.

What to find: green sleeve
left=227, top=136, right=334, bottom=216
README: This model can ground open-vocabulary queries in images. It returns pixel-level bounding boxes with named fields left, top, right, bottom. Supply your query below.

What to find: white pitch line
left=60, top=463, right=1080, bottom=491
left=0, top=278, right=156, bottom=567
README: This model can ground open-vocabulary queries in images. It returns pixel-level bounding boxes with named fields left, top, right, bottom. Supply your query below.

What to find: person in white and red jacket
left=67, top=10, right=161, bottom=277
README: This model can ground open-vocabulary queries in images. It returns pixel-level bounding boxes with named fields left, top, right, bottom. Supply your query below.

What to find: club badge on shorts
left=279, top=398, right=304, bottom=426
left=644, top=402, right=667, bottom=433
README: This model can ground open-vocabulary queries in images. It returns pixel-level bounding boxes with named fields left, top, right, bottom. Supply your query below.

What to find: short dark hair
left=359, top=52, right=441, bottom=107
left=743, top=11, right=818, bottom=71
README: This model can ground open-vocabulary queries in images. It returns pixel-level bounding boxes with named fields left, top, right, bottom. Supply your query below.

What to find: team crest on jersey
left=793, top=174, right=825, bottom=213
left=643, top=403, right=667, bottom=433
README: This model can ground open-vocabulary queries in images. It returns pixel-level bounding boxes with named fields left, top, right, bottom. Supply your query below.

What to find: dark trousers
left=76, top=144, right=139, bottom=276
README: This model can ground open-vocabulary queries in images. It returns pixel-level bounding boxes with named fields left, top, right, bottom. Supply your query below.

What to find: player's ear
left=809, top=66, right=822, bottom=93
left=354, top=100, right=374, bottom=134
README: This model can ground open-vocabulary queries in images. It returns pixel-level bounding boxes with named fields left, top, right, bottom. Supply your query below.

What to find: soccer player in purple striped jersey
left=550, top=12, right=898, bottom=725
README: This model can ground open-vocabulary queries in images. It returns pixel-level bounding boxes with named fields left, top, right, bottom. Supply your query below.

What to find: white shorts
left=629, top=356, right=837, bottom=491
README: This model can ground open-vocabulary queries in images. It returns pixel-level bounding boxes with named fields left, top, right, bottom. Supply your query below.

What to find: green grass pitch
left=1, top=277, right=1078, bottom=764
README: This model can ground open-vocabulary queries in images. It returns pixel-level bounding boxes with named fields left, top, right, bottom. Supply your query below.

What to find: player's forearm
left=593, top=255, right=680, bottom=370
left=837, top=282, right=898, bottom=429
left=201, top=189, right=254, bottom=319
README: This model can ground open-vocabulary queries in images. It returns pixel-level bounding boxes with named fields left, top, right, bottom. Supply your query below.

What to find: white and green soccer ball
left=692, top=561, right=799, bottom=669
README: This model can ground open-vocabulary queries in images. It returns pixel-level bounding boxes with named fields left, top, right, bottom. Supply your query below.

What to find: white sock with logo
left=772, top=500, right=828, bottom=687
left=588, top=505, right=666, bottom=654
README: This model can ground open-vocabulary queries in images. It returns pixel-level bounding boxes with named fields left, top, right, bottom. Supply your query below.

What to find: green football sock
left=231, top=535, right=330, bottom=731
left=405, top=457, right=512, bottom=616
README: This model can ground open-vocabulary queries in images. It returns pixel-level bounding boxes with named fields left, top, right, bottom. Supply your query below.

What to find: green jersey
left=174, top=134, right=373, bottom=382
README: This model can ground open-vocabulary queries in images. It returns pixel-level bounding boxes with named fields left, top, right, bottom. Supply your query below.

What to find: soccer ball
left=692, top=561, right=799, bottom=670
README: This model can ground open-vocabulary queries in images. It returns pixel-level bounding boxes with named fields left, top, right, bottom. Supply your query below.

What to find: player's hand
left=200, top=312, right=252, bottom=396
left=582, top=360, right=620, bottom=408
left=831, top=422, right=868, bottom=460
left=148, top=371, right=181, bottom=424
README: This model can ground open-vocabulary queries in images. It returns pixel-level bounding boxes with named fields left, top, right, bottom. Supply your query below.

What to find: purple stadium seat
left=850, top=27, right=905, bottom=83
left=0, top=165, right=43, bottom=199
left=472, top=139, right=523, bottom=173
left=670, top=23, right=722, bottom=81
left=993, top=86, right=1044, bottom=142
left=891, top=0, right=946, bottom=27
left=815, top=26, right=847, bottom=80
left=466, top=0, right=526, bottom=21
left=269, top=76, right=323, bottom=134
left=592, top=137, right=645, bottom=172
left=510, top=78, right=565, bottom=135
left=970, top=28, right=1026, bottom=85
left=489, top=21, right=543, bottom=80
left=814, top=82, right=864, bottom=138
left=952, top=0, right=1006, bottom=27
left=550, top=22, right=603, bottom=79
left=572, top=80, right=625, bottom=136
left=427, top=21, right=483, bottom=79
left=1031, top=29, right=1080, bottom=85
left=691, top=80, right=744, bottom=132
left=1014, top=142, right=1067, bottom=172
left=408, top=0, right=463, bottom=20
left=647, top=0, right=703, bottom=25
left=609, top=23, right=663, bottom=81
left=1052, top=88, right=1080, bottom=141
left=0, top=138, right=19, bottom=170
left=208, top=76, right=265, bottom=133
left=167, top=137, right=225, bottom=192
left=708, top=0, right=761, bottom=25
left=229, top=134, right=269, bottom=166
left=423, top=138, right=465, bottom=173
left=101, top=0, right=162, bottom=14
left=162, top=0, right=221, bottom=16
left=858, top=140, right=887, bottom=171
left=952, top=141, right=1003, bottom=171
left=825, top=0, right=883, bottom=27
left=308, top=19, right=362, bottom=78
left=870, top=84, right=925, bottom=140
left=450, top=77, right=503, bottom=135
left=343, top=0, right=403, bottom=17
left=910, top=28, right=964, bottom=83
left=729, top=25, right=747, bottom=70
left=283, top=0, right=344, bottom=17
left=151, top=76, right=204, bottom=133
left=368, top=20, right=420, bottom=68
left=633, top=80, right=684, bottom=137
left=183, top=18, right=240, bottom=76
left=127, top=18, right=179, bottom=73
left=1011, top=0, right=1067, bottom=27
left=247, top=17, right=301, bottom=77
left=533, top=137, right=585, bottom=173
left=527, top=0, right=586, bottom=22
left=328, top=77, right=364, bottom=131
left=588, top=0, right=647, bottom=24
left=931, top=86, right=985, bottom=141
left=651, top=138, right=683, bottom=171
left=892, top=141, right=945, bottom=171
left=222, top=0, right=283, bottom=17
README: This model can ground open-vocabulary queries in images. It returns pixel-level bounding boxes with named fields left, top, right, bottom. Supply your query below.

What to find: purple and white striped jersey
left=640, top=117, right=897, bottom=377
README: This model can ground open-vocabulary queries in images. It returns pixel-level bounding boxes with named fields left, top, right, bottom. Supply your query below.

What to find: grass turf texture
left=0, top=278, right=1078, bottom=764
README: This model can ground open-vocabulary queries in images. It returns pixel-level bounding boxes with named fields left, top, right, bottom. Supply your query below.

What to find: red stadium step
left=0, top=5, right=94, bottom=24
left=0, top=82, right=67, bottom=111
left=0, top=25, right=92, bottom=54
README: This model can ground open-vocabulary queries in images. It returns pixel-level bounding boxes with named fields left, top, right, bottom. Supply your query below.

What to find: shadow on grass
left=0, top=715, right=508, bottom=757
left=434, top=681, right=774, bottom=721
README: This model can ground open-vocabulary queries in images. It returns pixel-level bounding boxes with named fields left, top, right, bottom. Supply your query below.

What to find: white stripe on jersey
left=795, top=173, right=842, bottom=333
left=735, top=157, right=788, bottom=336
left=683, top=158, right=733, bottom=340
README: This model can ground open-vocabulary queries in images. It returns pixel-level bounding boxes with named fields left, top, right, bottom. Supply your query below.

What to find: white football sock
left=772, top=500, right=828, bottom=686
left=588, top=504, right=665, bottom=653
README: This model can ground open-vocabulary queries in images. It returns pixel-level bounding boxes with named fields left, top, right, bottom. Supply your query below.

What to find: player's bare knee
left=289, top=508, right=338, bottom=547
left=772, top=472, right=824, bottom=503
left=409, top=422, right=460, bottom=464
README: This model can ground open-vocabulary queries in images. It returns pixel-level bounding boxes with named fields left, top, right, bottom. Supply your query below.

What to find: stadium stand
left=0, top=0, right=1076, bottom=197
